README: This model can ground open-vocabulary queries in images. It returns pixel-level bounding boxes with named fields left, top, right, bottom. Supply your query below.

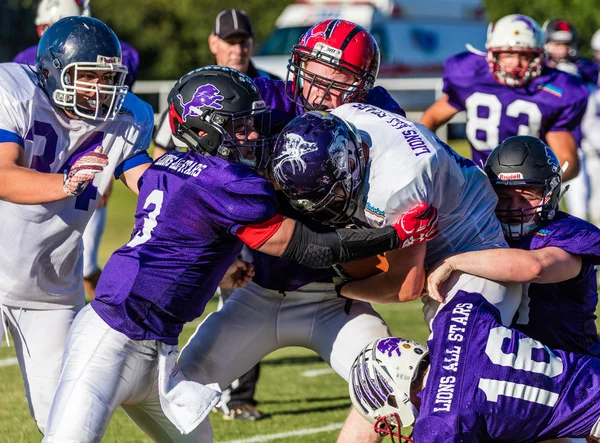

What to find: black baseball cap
left=213, top=9, right=254, bottom=40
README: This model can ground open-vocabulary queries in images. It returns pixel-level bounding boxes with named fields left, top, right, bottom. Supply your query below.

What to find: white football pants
left=0, top=303, right=80, bottom=434
left=178, top=282, right=392, bottom=390
left=42, top=305, right=212, bottom=443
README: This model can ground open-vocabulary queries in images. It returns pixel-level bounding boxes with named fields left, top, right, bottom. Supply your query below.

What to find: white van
left=253, top=0, right=488, bottom=81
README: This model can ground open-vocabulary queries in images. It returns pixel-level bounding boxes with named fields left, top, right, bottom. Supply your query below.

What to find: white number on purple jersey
left=127, top=189, right=164, bottom=248
left=478, top=325, right=563, bottom=407
left=465, top=93, right=542, bottom=152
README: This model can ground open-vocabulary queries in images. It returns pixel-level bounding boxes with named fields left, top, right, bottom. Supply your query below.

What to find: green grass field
left=0, top=140, right=472, bottom=442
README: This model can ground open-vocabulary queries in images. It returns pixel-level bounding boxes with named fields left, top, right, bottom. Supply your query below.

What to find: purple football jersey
left=512, top=212, right=600, bottom=356
left=251, top=78, right=406, bottom=291
left=91, top=151, right=278, bottom=344
left=13, top=40, right=139, bottom=88
left=414, top=292, right=600, bottom=442
left=443, top=52, right=589, bottom=167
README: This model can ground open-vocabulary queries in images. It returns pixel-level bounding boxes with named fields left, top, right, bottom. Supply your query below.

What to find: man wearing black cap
left=209, top=9, right=279, bottom=79
left=153, top=9, right=278, bottom=158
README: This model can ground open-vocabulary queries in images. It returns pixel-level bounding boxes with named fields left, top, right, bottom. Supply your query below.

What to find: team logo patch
left=377, top=338, right=405, bottom=357
left=498, top=172, right=524, bottom=180
left=178, top=84, right=224, bottom=122
left=537, top=83, right=563, bottom=98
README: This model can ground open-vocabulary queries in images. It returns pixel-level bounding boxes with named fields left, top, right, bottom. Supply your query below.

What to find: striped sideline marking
left=300, top=368, right=334, bottom=377
left=216, top=423, right=343, bottom=443
left=0, top=357, right=18, bottom=367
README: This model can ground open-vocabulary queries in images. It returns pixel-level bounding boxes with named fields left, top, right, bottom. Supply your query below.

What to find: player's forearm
left=444, top=248, right=546, bottom=283
left=546, top=131, right=579, bottom=181
left=0, top=166, right=67, bottom=204
left=419, top=95, right=458, bottom=131
left=338, top=265, right=424, bottom=304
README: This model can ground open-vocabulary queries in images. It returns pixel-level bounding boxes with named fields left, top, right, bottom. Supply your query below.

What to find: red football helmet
left=287, top=19, right=380, bottom=110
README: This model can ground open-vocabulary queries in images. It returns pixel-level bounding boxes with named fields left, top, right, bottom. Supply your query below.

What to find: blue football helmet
left=36, top=16, right=128, bottom=121
left=270, top=111, right=365, bottom=225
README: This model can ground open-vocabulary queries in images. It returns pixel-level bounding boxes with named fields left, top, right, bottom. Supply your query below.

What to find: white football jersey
left=331, top=103, right=507, bottom=265
left=0, top=63, right=154, bottom=309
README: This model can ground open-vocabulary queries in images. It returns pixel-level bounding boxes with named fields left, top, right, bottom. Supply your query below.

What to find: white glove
left=63, top=147, right=109, bottom=196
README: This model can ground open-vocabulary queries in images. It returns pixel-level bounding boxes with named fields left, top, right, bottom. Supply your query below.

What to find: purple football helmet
left=270, top=111, right=365, bottom=225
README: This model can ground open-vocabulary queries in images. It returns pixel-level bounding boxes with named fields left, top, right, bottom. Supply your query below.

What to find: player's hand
left=393, top=202, right=439, bottom=249
left=218, top=259, right=255, bottom=289
left=426, top=259, right=454, bottom=302
left=63, top=147, right=109, bottom=197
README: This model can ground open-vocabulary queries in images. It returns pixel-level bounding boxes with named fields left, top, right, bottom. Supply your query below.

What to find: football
left=339, top=254, right=389, bottom=279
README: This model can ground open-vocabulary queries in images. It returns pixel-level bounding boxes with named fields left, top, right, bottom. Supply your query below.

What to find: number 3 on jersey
left=465, top=92, right=542, bottom=152
left=127, top=190, right=164, bottom=248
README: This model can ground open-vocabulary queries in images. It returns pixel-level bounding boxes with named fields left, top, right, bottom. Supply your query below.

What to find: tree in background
left=5, top=0, right=600, bottom=79
left=484, top=0, right=600, bottom=57
left=93, top=0, right=294, bottom=80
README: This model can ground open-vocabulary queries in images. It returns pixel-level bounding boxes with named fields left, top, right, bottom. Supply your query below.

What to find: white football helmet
left=349, top=337, right=429, bottom=442
left=35, top=0, right=91, bottom=37
left=485, top=14, right=545, bottom=87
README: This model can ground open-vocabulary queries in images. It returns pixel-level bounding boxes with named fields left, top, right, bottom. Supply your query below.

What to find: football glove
left=394, top=202, right=439, bottom=249
left=63, top=147, right=109, bottom=197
